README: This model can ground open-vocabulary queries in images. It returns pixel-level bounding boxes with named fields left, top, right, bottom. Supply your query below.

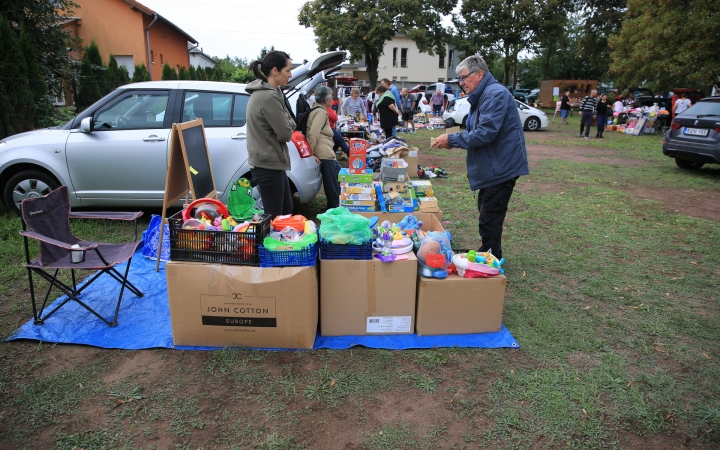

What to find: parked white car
left=443, top=97, right=548, bottom=131
left=0, top=51, right=346, bottom=214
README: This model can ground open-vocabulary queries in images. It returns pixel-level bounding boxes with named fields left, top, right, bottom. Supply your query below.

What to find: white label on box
left=366, top=316, right=412, bottom=333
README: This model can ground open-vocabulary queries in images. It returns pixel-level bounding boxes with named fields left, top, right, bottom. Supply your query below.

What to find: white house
left=188, top=44, right=217, bottom=70
left=339, top=36, right=461, bottom=88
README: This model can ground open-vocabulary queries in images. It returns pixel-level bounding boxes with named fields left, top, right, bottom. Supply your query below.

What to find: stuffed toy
left=416, top=231, right=453, bottom=279
left=396, top=214, right=423, bottom=233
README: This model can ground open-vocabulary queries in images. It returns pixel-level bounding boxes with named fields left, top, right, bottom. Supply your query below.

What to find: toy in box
left=411, top=180, right=433, bottom=198
left=349, top=138, right=368, bottom=174
left=338, top=168, right=373, bottom=183
left=376, top=182, right=414, bottom=213
left=380, top=158, right=409, bottom=182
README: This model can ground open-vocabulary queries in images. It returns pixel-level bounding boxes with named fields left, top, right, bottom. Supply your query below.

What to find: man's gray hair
left=314, top=85, right=332, bottom=104
left=456, top=55, right=490, bottom=77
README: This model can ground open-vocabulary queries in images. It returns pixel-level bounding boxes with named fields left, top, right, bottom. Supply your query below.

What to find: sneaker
left=578, top=133, right=583, bottom=137
left=584, top=136, right=589, bottom=140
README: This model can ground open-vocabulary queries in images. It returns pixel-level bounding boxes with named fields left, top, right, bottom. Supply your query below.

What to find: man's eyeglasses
left=458, top=71, right=478, bottom=83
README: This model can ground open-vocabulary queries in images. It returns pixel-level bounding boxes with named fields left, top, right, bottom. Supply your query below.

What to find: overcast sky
left=138, top=0, right=325, bottom=63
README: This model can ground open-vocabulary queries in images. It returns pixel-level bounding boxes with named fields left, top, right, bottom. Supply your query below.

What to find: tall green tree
left=575, top=0, right=627, bottom=80
left=608, top=0, right=719, bottom=92
left=77, top=40, right=106, bottom=110
left=0, top=0, right=82, bottom=80
left=452, top=0, right=536, bottom=86
left=0, top=14, right=34, bottom=135
left=161, top=63, right=177, bottom=80
left=178, top=66, right=190, bottom=80
left=299, top=0, right=455, bottom=88
left=188, top=65, right=197, bottom=80
left=131, top=63, right=151, bottom=82
left=533, top=0, right=573, bottom=79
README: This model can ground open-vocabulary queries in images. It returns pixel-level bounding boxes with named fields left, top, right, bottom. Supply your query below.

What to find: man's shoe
left=584, top=136, right=589, bottom=140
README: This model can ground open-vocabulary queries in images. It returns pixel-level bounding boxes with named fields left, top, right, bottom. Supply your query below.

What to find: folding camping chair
left=19, top=186, right=144, bottom=327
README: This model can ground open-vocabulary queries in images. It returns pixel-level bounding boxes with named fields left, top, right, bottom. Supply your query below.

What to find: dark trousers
left=250, top=167, right=293, bottom=218
left=383, top=126, right=393, bottom=138
left=332, top=129, right=350, bottom=155
left=580, top=111, right=594, bottom=137
left=596, top=115, right=606, bottom=137
left=319, top=159, right=341, bottom=209
left=477, top=177, right=517, bottom=260
left=432, top=104, right=442, bottom=116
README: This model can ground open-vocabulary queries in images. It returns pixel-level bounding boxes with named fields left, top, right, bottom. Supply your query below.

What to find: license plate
left=683, top=127, right=709, bottom=136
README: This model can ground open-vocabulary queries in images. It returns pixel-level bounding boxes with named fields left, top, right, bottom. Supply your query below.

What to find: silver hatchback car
left=0, top=51, right=346, bottom=214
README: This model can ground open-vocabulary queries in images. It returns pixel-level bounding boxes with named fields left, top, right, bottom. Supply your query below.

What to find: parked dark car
left=662, top=97, right=720, bottom=169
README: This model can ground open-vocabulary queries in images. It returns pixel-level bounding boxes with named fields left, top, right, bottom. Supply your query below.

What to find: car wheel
left=525, top=116, right=541, bottom=131
left=445, top=117, right=456, bottom=128
left=3, top=170, right=61, bottom=216
left=674, top=158, right=704, bottom=170
left=461, top=116, right=467, bottom=129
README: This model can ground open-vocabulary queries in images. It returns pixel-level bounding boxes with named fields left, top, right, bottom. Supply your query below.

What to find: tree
left=299, top=0, right=455, bottom=88
left=0, top=14, right=34, bottom=135
left=608, top=0, right=720, bottom=93
left=0, top=0, right=82, bottom=81
left=162, top=63, right=177, bottom=80
left=533, top=0, right=573, bottom=80
left=452, top=0, right=537, bottom=86
left=178, top=66, right=190, bottom=80
left=196, top=66, right=207, bottom=80
left=77, top=40, right=107, bottom=110
left=188, top=65, right=197, bottom=80
left=575, top=0, right=627, bottom=80
left=131, top=63, right=151, bottom=82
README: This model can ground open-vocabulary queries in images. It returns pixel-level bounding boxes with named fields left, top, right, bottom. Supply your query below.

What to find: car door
left=65, top=89, right=172, bottom=204
left=179, top=89, right=249, bottom=197
left=516, top=101, right=530, bottom=121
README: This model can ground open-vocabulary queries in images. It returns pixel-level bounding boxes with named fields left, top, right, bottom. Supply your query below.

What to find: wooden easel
left=155, top=118, right=218, bottom=272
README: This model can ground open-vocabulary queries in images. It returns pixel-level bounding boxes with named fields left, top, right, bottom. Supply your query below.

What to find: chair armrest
left=70, top=211, right=143, bottom=221
left=19, top=230, right=99, bottom=251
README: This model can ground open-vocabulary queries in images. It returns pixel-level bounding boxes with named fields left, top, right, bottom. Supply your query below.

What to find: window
left=160, top=54, right=164, bottom=65
left=392, top=48, right=398, bottom=67
left=151, top=51, right=155, bottom=63
left=438, top=78, right=444, bottom=82
left=401, top=48, right=408, bottom=68
left=439, top=54, right=445, bottom=69
left=94, top=91, right=170, bottom=130
left=448, top=49, right=455, bottom=69
left=232, top=94, right=249, bottom=126
left=392, top=76, right=397, bottom=81
left=115, top=55, right=135, bottom=78
left=183, top=91, right=233, bottom=127
left=400, top=76, right=408, bottom=81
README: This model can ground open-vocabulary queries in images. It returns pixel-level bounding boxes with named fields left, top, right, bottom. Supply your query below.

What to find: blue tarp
left=7, top=246, right=519, bottom=350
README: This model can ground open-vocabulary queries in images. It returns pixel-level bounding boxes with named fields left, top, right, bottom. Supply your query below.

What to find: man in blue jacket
left=431, top=55, right=529, bottom=259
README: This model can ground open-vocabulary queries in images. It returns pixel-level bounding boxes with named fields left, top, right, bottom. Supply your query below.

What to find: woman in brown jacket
left=307, top=85, right=341, bottom=209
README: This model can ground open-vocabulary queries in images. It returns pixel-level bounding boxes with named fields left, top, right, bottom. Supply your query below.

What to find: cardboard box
left=403, top=148, right=418, bottom=179
left=166, top=262, right=318, bottom=348
left=380, top=158, right=409, bottom=182
left=416, top=274, right=507, bottom=335
left=411, top=180, right=434, bottom=198
left=445, top=126, right=461, bottom=134
left=349, top=138, right=368, bottom=174
left=355, top=210, right=444, bottom=224
left=320, top=252, right=418, bottom=336
left=418, top=197, right=439, bottom=212
left=338, top=169, right=373, bottom=183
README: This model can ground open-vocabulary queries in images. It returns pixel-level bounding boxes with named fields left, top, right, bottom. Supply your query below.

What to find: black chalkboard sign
left=155, top=119, right=217, bottom=272
left=180, top=124, right=215, bottom=199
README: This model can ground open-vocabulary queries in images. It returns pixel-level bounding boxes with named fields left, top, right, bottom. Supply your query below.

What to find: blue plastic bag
left=142, top=214, right=170, bottom=261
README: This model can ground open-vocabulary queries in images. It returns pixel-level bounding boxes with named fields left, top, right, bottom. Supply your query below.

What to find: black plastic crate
left=319, top=239, right=373, bottom=260
left=168, top=211, right=271, bottom=265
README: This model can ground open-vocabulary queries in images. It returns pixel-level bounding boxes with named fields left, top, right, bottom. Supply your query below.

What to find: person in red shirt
left=326, top=98, right=350, bottom=158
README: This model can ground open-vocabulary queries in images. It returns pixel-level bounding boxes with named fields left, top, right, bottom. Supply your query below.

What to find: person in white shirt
left=673, top=93, right=692, bottom=116
left=307, top=89, right=316, bottom=107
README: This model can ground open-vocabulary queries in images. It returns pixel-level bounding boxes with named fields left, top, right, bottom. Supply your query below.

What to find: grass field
left=0, top=121, right=719, bottom=449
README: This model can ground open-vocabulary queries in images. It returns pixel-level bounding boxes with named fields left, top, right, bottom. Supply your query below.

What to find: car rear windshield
left=682, top=100, right=720, bottom=116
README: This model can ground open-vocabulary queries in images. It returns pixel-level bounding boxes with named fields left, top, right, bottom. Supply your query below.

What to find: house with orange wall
left=62, top=0, right=198, bottom=81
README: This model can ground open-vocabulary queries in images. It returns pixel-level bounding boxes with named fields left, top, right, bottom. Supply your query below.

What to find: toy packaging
left=411, top=180, right=434, bottom=198
left=380, top=158, right=409, bottom=182
left=418, top=197, right=439, bottom=213
left=349, top=138, right=368, bottom=174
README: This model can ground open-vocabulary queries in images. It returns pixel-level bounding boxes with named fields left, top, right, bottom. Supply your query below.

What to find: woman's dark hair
left=249, top=51, right=291, bottom=81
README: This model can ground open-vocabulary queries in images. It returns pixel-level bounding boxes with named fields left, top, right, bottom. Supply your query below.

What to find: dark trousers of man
left=580, top=111, right=594, bottom=137
left=596, top=115, right=606, bottom=137
left=319, top=159, right=341, bottom=209
left=332, top=129, right=350, bottom=155
left=433, top=104, right=442, bottom=116
left=477, top=177, right=517, bottom=260
left=250, top=167, right=293, bottom=217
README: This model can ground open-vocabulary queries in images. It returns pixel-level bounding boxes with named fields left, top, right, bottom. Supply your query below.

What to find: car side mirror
left=80, top=117, right=94, bottom=133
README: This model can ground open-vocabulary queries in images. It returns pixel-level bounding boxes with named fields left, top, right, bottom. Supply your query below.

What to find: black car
left=662, top=97, right=720, bottom=169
